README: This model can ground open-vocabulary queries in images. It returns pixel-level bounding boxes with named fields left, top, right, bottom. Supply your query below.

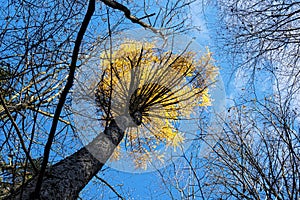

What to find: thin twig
left=138, top=13, right=156, bottom=20
left=28, top=108, right=71, bottom=125
left=0, top=94, right=38, bottom=174
left=95, top=175, right=125, bottom=200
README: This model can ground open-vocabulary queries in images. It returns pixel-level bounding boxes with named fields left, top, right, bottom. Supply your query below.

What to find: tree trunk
left=7, top=119, right=125, bottom=200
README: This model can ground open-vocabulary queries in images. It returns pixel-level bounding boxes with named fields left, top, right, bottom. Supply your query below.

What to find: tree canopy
left=94, top=39, right=217, bottom=169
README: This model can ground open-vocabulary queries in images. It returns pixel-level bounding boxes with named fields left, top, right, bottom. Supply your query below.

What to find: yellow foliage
left=199, top=89, right=212, bottom=106
left=110, top=145, right=121, bottom=161
left=96, top=39, right=218, bottom=169
left=133, top=151, right=151, bottom=170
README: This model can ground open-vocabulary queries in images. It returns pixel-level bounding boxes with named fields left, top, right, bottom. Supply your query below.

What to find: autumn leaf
left=95, top=39, right=218, bottom=169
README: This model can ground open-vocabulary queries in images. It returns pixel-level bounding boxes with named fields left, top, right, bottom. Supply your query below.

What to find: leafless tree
left=203, top=93, right=300, bottom=199
left=215, top=0, right=300, bottom=62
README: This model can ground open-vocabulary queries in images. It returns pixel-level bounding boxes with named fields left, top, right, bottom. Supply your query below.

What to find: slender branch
left=33, top=0, right=96, bottom=198
left=100, top=0, right=164, bottom=38
left=182, top=153, right=205, bottom=200
left=28, top=108, right=71, bottom=125
left=138, top=13, right=156, bottom=20
left=95, top=175, right=125, bottom=200
left=0, top=94, right=38, bottom=174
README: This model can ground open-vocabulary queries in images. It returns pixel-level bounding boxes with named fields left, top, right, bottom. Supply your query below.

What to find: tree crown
left=95, top=39, right=218, bottom=169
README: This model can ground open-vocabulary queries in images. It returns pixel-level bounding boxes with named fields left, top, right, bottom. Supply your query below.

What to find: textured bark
left=6, top=119, right=125, bottom=200
left=35, top=0, right=95, bottom=197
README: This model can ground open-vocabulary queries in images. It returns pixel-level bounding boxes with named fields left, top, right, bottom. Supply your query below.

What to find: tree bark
left=6, top=119, right=125, bottom=200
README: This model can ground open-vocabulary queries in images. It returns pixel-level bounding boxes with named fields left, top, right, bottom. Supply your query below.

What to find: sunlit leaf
left=95, top=39, right=218, bottom=169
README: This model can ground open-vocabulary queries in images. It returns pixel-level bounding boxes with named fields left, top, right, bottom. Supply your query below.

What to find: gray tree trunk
left=6, top=119, right=125, bottom=200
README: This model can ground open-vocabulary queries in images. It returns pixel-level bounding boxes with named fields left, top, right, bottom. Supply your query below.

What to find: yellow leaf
left=96, top=39, right=218, bottom=169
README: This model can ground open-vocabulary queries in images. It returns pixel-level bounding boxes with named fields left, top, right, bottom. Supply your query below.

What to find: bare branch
left=100, top=0, right=164, bottom=37
left=0, top=94, right=38, bottom=174
left=95, top=175, right=125, bottom=200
